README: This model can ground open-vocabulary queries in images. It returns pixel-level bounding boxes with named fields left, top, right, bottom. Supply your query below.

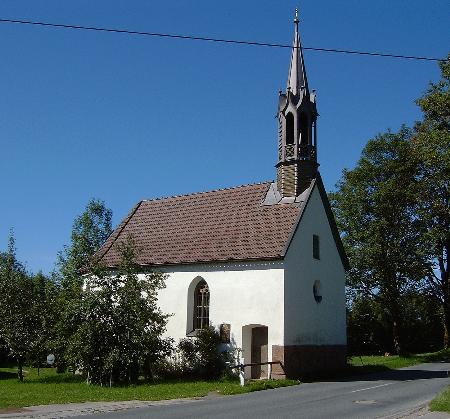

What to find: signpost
left=46, top=354, right=55, bottom=366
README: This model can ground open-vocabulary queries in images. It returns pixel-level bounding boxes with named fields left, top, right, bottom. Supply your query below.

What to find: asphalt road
left=78, top=362, right=450, bottom=419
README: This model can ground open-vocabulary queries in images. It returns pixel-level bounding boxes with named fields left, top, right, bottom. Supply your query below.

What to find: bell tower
left=276, top=10, right=318, bottom=198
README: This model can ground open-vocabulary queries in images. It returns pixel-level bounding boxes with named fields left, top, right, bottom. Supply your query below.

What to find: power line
left=0, top=17, right=445, bottom=63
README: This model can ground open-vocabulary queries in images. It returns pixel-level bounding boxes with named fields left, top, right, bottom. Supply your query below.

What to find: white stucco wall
left=283, top=186, right=347, bottom=346
left=141, top=261, right=284, bottom=368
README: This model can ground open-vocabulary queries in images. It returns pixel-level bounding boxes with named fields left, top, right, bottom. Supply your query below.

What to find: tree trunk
left=443, top=320, right=449, bottom=349
left=439, top=243, right=450, bottom=349
left=447, top=242, right=450, bottom=348
left=392, top=317, right=402, bottom=355
left=18, top=360, right=24, bottom=382
left=388, top=289, right=403, bottom=355
left=442, top=275, right=450, bottom=349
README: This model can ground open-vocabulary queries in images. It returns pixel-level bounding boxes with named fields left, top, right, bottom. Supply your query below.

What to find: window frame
left=193, top=280, right=210, bottom=330
left=313, top=234, right=320, bottom=260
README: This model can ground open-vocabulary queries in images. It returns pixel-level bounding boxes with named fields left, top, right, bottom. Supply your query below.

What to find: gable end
left=281, top=173, right=349, bottom=270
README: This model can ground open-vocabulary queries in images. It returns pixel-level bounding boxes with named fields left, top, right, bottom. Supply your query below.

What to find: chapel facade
left=96, top=12, right=348, bottom=379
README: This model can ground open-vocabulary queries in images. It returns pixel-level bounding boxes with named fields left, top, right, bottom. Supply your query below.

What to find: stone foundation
left=271, top=345, right=347, bottom=379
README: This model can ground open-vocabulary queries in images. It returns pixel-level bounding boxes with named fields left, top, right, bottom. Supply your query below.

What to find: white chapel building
left=96, top=14, right=348, bottom=379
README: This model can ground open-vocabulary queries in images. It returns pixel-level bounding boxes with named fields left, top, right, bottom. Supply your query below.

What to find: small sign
left=220, top=323, right=231, bottom=343
left=46, top=354, right=55, bottom=365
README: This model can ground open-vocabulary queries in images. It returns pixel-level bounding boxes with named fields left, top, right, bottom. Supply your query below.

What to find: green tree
left=28, top=271, right=59, bottom=375
left=348, top=292, right=442, bottom=355
left=54, top=199, right=112, bottom=370
left=58, top=198, right=112, bottom=293
left=0, top=232, right=33, bottom=380
left=66, top=236, right=172, bottom=385
left=347, top=296, right=390, bottom=355
left=414, top=55, right=450, bottom=346
left=0, top=232, right=56, bottom=380
left=331, top=127, right=425, bottom=354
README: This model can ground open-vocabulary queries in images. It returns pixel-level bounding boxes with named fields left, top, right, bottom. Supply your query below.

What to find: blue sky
left=0, top=0, right=448, bottom=274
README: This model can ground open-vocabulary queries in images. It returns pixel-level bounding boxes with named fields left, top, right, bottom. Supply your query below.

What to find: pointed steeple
left=287, top=8, right=308, bottom=96
left=275, top=9, right=318, bottom=199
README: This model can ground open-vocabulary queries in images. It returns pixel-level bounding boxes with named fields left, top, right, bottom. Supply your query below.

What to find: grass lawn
left=0, top=367, right=299, bottom=409
left=348, top=349, right=450, bottom=375
left=2, top=349, right=448, bottom=410
left=430, top=387, right=450, bottom=412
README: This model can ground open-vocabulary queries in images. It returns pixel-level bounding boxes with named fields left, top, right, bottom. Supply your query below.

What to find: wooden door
left=251, top=327, right=268, bottom=379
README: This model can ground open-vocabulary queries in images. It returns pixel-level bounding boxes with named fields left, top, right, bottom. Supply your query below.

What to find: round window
left=313, top=280, right=322, bottom=303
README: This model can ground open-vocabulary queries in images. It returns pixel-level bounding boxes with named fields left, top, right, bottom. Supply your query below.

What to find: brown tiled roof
left=96, top=182, right=302, bottom=267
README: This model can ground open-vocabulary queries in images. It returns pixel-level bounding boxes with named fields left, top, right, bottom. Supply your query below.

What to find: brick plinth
left=271, top=345, right=346, bottom=379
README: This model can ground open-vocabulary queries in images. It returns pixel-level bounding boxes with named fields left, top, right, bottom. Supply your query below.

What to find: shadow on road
left=307, top=363, right=450, bottom=384
left=0, top=370, right=17, bottom=380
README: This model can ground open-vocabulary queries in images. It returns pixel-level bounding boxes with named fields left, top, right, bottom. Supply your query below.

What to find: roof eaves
left=315, top=174, right=350, bottom=271
left=93, top=200, right=144, bottom=267
left=102, top=255, right=284, bottom=270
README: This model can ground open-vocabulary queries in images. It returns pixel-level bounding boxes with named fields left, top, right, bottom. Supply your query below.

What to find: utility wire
left=0, top=17, right=445, bottom=62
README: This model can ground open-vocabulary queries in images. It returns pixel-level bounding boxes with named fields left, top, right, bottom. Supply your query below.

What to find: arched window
left=285, top=113, right=294, bottom=145
left=299, top=113, right=309, bottom=145
left=194, top=280, right=209, bottom=330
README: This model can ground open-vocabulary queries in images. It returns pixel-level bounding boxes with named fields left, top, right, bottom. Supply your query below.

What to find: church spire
left=287, top=8, right=308, bottom=96
left=275, top=10, right=319, bottom=199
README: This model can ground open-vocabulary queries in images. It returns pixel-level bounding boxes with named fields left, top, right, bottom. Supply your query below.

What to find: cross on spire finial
left=287, top=7, right=308, bottom=95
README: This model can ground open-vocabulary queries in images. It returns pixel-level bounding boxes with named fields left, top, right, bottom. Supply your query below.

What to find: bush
left=177, top=326, right=231, bottom=379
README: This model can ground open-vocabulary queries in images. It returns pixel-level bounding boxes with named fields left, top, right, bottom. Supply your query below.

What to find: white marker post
left=239, top=357, right=245, bottom=386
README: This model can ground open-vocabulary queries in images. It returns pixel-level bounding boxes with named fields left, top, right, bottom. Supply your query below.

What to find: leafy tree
left=331, top=127, right=425, bottom=354
left=54, top=199, right=112, bottom=370
left=348, top=292, right=442, bottom=355
left=414, top=55, right=450, bottom=347
left=0, top=232, right=56, bottom=380
left=0, top=232, right=33, bottom=380
left=66, top=235, right=172, bottom=385
left=347, top=296, right=390, bottom=355
left=401, top=291, right=443, bottom=353
left=28, top=271, right=59, bottom=375
left=58, top=198, right=112, bottom=293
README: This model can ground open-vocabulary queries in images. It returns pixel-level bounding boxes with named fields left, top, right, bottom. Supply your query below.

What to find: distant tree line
left=331, top=55, right=449, bottom=355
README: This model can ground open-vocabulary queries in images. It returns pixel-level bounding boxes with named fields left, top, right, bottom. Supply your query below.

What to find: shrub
left=177, top=326, right=231, bottom=379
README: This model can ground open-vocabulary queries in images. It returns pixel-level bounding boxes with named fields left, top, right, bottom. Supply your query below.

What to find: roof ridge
left=142, top=180, right=274, bottom=203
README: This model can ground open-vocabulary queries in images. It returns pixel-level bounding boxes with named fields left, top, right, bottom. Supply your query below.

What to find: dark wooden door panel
left=251, top=327, right=268, bottom=379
